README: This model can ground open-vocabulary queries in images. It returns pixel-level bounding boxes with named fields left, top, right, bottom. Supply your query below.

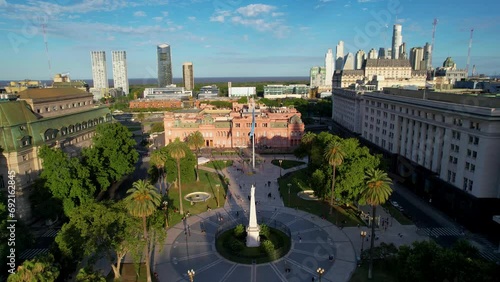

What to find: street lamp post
left=279, top=159, right=283, bottom=177
left=316, top=267, right=325, bottom=282
left=216, top=184, right=220, bottom=208
left=287, top=183, right=292, bottom=206
left=187, top=269, right=195, bottom=282
left=360, top=231, right=367, bottom=257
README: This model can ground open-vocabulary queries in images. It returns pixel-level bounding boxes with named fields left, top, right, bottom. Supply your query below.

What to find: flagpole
left=252, top=129, right=255, bottom=170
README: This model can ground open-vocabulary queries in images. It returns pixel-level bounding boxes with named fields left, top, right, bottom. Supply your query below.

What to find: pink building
left=164, top=102, right=305, bottom=149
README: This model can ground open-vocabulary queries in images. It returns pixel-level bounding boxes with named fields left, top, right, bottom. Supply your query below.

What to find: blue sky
left=1, top=0, right=499, bottom=80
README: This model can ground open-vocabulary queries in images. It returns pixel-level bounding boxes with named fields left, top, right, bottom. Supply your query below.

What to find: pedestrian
left=236, top=211, right=239, bottom=217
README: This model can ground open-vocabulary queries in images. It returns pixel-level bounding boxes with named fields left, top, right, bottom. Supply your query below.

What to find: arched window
left=82, top=121, right=87, bottom=129
left=61, top=127, right=67, bottom=136
left=68, top=125, right=75, bottom=133
left=44, top=129, right=58, bottom=141
left=75, top=123, right=81, bottom=131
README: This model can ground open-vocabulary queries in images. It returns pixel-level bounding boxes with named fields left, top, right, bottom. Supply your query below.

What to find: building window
left=235, top=123, right=240, bottom=128
left=472, top=151, right=477, bottom=158
left=262, top=123, right=268, bottom=127
left=470, top=164, right=475, bottom=172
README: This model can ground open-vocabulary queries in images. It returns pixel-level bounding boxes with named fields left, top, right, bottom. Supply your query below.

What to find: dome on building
left=442, top=57, right=456, bottom=69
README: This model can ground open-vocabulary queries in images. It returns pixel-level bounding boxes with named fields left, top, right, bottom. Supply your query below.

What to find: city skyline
left=1, top=0, right=499, bottom=80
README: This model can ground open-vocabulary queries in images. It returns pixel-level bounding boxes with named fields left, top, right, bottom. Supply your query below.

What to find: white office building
left=355, top=50, right=366, bottom=70
left=90, top=51, right=109, bottom=89
left=228, top=87, right=256, bottom=97
left=336, top=41, right=345, bottom=71
left=111, top=51, right=129, bottom=94
left=325, top=49, right=334, bottom=86
left=332, top=87, right=500, bottom=199
left=391, top=24, right=403, bottom=59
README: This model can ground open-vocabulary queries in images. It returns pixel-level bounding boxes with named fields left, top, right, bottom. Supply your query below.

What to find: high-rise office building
left=310, top=66, right=326, bottom=87
left=410, top=47, right=424, bottom=70
left=378, top=48, right=386, bottom=59
left=391, top=24, right=403, bottom=59
left=157, top=44, right=173, bottom=87
left=343, top=53, right=355, bottom=70
left=423, top=42, right=432, bottom=70
left=325, top=49, right=334, bottom=86
left=111, top=51, right=129, bottom=94
left=399, top=42, right=407, bottom=59
left=335, top=41, right=345, bottom=71
left=90, top=51, right=109, bottom=89
left=368, top=48, right=378, bottom=59
left=355, top=50, right=366, bottom=70
left=182, top=62, right=194, bottom=91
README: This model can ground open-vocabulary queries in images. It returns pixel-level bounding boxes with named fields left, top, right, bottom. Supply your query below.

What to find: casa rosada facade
left=163, top=102, right=305, bottom=149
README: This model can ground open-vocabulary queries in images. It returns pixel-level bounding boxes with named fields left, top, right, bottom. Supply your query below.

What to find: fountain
left=246, top=185, right=260, bottom=247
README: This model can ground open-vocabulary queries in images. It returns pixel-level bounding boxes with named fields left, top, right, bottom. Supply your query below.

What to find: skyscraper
left=157, top=44, right=172, bottom=87
left=391, top=24, right=403, bottom=59
left=90, top=51, right=108, bottom=89
left=343, top=53, right=355, bottom=70
left=355, top=50, right=366, bottom=70
left=325, top=49, right=334, bottom=86
left=335, top=41, right=345, bottom=71
left=182, top=62, right=194, bottom=91
left=378, top=47, right=386, bottom=59
left=399, top=42, right=407, bottom=59
left=111, top=51, right=129, bottom=94
left=423, top=42, right=432, bottom=70
left=410, top=47, right=424, bottom=70
left=368, top=48, right=378, bottom=59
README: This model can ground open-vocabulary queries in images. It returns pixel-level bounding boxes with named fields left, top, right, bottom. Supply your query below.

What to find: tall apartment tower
left=378, top=48, right=386, bottom=59
left=399, top=42, right=407, bottom=59
left=423, top=42, right=432, bottom=70
left=111, top=51, right=129, bottom=94
left=157, top=44, right=173, bottom=87
left=90, top=51, right=109, bottom=89
left=368, top=48, right=378, bottom=59
left=410, top=47, right=424, bottom=70
left=335, top=41, right=345, bottom=71
left=355, top=50, right=366, bottom=70
left=391, top=24, right=403, bottom=59
left=182, top=62, right=194, bottom=91
left=325, top=49, right=334, bottom=86
left=343, top=53, right=355, bottom=70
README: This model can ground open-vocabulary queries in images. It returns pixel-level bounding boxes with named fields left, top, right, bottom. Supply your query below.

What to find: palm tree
left=300, top=132, right=316, bottom=165
left=187, top=131, right=205, bottom=181
left=170, top=139, right=186, bottom=215
left=150, top=150, right=167, bottom=194
left=324, top=140, right=345, bottom=215
left=361, top=168, right=393, bottom=279
left=125, top=180, right=162, bottom=282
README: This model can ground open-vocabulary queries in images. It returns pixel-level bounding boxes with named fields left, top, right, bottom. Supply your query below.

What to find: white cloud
left=243, top=34, right=248, bottom=41
left=231, top=16, right=289, bottom=38
left=134, top=11, right=146, bottom=17
left=271, top=12, right=284, bottom=17
left=107, top=36, right=115, bottom=41
left=319, top=0, right=334, bottom=2
left=188, top=16, right=196, bottom=21
left=68, top=15, right=80, bottom=19
left=153, top=17, right=163, bottom=22
left=205, top=45, right=211, bottom=48
left=236, top=4, right=276, bottom=17
left=210, top=10, right=231, bottom=22
left=396, top=18, right=407, bottom=23
left=299, top=26, right=310, bottom=31
left=162, top=11, right=169, bottom=16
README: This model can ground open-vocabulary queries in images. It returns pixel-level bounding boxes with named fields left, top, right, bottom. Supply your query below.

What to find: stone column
left=246, top=185, right=260, bottom=247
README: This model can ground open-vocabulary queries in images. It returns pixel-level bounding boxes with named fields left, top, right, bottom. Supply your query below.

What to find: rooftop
left=17, top=88, right=92, bottom=101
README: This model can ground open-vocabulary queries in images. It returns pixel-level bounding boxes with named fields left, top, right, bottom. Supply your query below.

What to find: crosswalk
left=19, top=248, right=49, bottom=260
left=418, top=227, right=465, bottom=237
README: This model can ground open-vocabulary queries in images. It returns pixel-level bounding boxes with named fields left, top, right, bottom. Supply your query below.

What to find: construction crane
left=466, top=28, right=474, bottom=76
left=41, top=23, right=52, bottom=79
left=430, top=18, right=438, bottom=71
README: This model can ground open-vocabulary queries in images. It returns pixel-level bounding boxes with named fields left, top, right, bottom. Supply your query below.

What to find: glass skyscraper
left=157, top=44, right=172, bottom=87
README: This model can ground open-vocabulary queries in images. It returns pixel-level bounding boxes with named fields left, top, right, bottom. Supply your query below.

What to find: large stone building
left=163, top=102, right=305, bottom=149
left=332, top=87, right=500, bottom=234
left=0, top=88, right=112, bottom=219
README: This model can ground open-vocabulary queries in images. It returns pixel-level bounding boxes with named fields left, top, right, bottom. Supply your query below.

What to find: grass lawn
left=166, top=171, right=227, bottom=227
left=270, top=159, right=306, bottom=169
left=349, top=260, right=398, bottom=282
left=382, top=204, right=413, bottom=225
left=108, top=263, right=159, bottom=282
left=278, top=168, right=364, bottom=227
left=203, top=160, right=234, bottom=170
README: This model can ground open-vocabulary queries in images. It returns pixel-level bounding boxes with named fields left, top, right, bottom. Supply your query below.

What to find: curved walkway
left=153, top=155, right=357, bottom=282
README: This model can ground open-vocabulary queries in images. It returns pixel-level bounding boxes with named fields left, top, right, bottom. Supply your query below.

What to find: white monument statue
left=246, top=185, right=261, bottom=247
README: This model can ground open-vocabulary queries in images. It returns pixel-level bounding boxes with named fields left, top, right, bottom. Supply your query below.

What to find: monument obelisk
left=246, top=185, right=260, bottom=247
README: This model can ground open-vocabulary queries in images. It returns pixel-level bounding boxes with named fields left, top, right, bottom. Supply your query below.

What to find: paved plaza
left=152, top=155, right=428, bottom=282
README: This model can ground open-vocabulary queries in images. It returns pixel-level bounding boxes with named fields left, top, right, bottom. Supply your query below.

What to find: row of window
left=235, top=123, right=269, bottom=128
left=36, top=100, right=93, bottom=114
left=463, top=178, right=474, bottom=191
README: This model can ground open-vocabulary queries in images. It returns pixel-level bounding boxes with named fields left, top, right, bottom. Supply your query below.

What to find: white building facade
left=325, top=49, right=334, bottom=86
left=90, top=51, right=109, bottom=89
left=111, top=51, right=129, bottom=94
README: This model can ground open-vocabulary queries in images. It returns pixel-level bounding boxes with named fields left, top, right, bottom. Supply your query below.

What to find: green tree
left=294, top=132, right=316, bottom=165
left=39, top=145, right=95, bottom=215
left=125, top=180, right=161, bottom=282
left=169, top=139, right=186, bottom=215
left=82, top=123, right=138, bottom=192
left=186, top=131, right=205, bottom=182
left=150, top=122, right=165, bottom=133
left=75, top=267, right=106, bottom=282
left=310, top=169, right=327, bottom=199
left=361, top=168, right=392, bottom=279
left=150, top=150, right=168, bottom=194
left=324, top=140, right=345, bottom=214
left=7, top=254, right=59, bottom=282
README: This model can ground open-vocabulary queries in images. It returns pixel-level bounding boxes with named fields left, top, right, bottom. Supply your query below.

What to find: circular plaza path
left=152, top=156, right=357, bottom=282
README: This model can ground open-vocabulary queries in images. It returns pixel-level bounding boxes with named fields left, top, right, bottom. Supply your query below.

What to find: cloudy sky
left=0, top=0, right=499, bottom=80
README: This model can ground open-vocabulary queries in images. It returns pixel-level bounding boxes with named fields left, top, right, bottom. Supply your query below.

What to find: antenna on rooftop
left=41, top=24, right=52, bottom=79
left=466, top=28, right=474, bottom=77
